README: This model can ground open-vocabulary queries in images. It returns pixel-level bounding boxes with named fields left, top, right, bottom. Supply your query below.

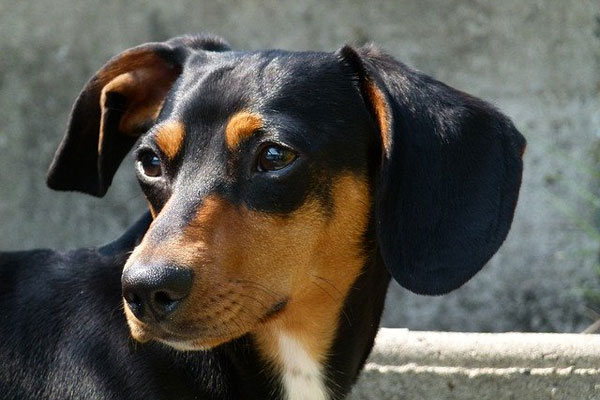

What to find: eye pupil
left=139, top=152, right=162, bottom=177
left=258, top=145, right=296, bottom=172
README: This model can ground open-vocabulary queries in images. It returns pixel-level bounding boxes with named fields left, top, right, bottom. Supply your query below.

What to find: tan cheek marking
left=253, top=175, right=371, bottom=366
left=125, top=175, right=371, bottom=361
left=225, top=111, right=263, bottom=150
left=364, top=80, right=391, bottom=156
left=154, top=121, right=186, bottom=160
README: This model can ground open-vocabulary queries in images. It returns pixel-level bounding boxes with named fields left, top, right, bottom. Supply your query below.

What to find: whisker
left=234, top=279, right=285, bottom=297
left=221, top=319, right=235, bottom=339
left=109, top=302, right=125, bottom=320
left=226, top=312, right=244, bottom=334
left=312, top=274, right=343, bottom=296
left=311, top=279, right=336, bottom=302
left=237, top=292, right=270, bottom=311
left=309, top=274, right=352, bottom=326
left=236, top=301, right=266, bottom=322
left=235, top=283, right=281, bottom=302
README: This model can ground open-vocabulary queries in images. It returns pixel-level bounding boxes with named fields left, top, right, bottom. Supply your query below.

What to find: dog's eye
left=137, top=152, right=162, bottom=178
left=257, top=145, right=296, bottom=172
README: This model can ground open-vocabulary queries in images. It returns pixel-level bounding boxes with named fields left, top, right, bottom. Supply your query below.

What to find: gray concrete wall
left=350, top=329, right=600, bottom=400
left=1, top=1, right=599, bottom=333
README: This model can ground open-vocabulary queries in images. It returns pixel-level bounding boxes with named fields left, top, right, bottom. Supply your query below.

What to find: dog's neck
left=322, top=250, right=390, bottom=399
left=271, top=332, right=329, bottom=400
left=223, top=245, right=389, bottom=400
left=251, top=294, right=343, bottom=400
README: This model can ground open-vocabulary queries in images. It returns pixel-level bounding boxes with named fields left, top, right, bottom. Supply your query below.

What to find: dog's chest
left=277, top=332, right=329, bottom=400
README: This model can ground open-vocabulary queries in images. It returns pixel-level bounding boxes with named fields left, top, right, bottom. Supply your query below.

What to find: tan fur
left=253, top=175, right=371, bottom=366
left=96, top=49, right=169, bottom=85
left=124, top=175, right=371, bottom=366
left=364, top=80, right=391, bottom=155
left=146, top=200, right=157, bottom=219
left=154, top=121, right=186, bottom=160
left=98, top=59, right=178, bottom=154
left=224, top=111, right=263, bottom=150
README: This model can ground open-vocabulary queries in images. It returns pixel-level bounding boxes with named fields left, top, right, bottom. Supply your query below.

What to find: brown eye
left=138, top=152, right=162, bottom=178
left=257, top=145, right=296, bottom=172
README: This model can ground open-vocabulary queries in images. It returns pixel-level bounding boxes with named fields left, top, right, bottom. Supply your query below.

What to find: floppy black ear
left=338, top=45, right=526, bottom=295
left=47, top=34, right=230, bottom=197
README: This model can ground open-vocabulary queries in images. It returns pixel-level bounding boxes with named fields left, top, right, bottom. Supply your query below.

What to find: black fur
left=338, top=45, right=525, bottom=295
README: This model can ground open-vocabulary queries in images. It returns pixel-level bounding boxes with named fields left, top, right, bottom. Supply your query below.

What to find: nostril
left=124, top=291, right=141, bottom=306
left=154, top=291, right=174, bottom=306
left=123, top=290, right=145, bottom=319
left=150, top=267, right=193, bottom=317
left=152, top=290, right=181, bottom=315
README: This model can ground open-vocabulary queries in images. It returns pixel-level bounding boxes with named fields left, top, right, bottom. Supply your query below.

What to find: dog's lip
left=154, top=329, right=198, bottom=342
left=130, top=322, right=201, bottom=343
left=151, top=326, right=240, bottom=350
left=259, top=299, right=288, bottom=323
left=128, top=298, right=290, bottom=345
left=129, top=317, right=199, bottom=340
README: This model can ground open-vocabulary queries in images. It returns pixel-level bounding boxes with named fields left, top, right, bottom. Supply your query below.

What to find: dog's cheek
left=253, top=174, right=372, bottom=363
left=203, top=174, right=371, bottom=312
left=169, top=194, right=329, bottom=329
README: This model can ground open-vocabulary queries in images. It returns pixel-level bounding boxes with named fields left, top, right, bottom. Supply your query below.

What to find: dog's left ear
left=338, top=45, right=526, bottom=295
left=47, top=34, right=230, bottom=197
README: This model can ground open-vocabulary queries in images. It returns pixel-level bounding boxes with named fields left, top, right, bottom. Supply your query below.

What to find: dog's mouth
left=258, top=299, right=289, bottom=323
left=124, top=297, right=289, bottom=350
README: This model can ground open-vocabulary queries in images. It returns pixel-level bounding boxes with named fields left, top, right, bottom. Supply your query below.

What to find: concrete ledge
left=350, top=329, right=600, bottom=400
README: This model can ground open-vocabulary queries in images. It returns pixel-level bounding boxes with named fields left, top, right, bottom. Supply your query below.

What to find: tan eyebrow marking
left=225, top=111, right=263, bottom=150
left=154, top=121, right=186, bottom=160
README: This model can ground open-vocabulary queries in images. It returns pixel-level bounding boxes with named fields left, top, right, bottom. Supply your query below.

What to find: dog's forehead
left=170, top=50, right=354, bottom=120
left=148, top=48, right=371, bottom=172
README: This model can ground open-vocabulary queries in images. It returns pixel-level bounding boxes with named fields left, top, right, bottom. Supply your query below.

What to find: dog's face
left=47, top=35, right=525, bottom=354
left=122, top=51, right=376, bottom=349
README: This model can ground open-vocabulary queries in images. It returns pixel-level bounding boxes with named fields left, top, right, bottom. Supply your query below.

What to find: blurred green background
left=0, top=0, right=598, bottom=333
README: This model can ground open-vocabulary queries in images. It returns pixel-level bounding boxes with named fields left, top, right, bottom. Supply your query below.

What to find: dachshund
left=1, top=34, right=525, bottom=400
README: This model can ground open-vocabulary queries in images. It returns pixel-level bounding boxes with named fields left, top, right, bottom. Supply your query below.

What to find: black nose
left=122, top=264, right=193, bottom=322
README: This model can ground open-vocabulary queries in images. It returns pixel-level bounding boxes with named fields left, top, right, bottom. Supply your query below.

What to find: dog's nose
left=122, top=264, right=193, bottom=321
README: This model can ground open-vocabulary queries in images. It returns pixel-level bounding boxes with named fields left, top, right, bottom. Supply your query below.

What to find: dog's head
left=48, top=35, right=525, bottom=352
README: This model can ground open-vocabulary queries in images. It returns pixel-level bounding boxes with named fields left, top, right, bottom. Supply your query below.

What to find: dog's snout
left=122, top=264, right=193, bottom=321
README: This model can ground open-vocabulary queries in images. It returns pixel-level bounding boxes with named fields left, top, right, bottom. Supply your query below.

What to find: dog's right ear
left=47, top=34, right=230, bottom=197
left=337, top=45, right=525, bottom=295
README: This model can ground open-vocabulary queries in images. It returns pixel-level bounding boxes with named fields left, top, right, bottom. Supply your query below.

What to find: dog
left=1, top=34, right=525, bottom=399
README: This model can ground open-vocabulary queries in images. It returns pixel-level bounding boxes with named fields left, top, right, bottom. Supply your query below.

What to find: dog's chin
left=156, top=336, right=233, bottom=351
left=125, top=317, right=246, bottom=351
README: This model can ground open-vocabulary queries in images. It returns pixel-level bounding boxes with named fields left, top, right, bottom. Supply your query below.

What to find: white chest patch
left=277, top=333, right=329, bottom=400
